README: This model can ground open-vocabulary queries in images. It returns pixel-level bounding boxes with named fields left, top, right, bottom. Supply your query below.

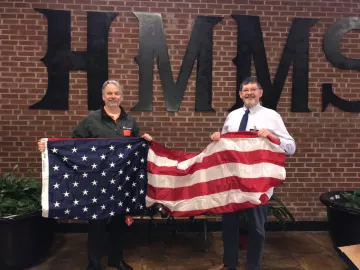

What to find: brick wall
left=1, top=0, right=360, bottom=221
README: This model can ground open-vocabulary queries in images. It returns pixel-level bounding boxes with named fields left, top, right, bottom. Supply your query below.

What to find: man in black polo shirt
left=38, top=80, right=152, bottom=270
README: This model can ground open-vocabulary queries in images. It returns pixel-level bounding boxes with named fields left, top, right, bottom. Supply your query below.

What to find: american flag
left=41, top=138, right=149, bottom=220
left=146, top=132, right=287, bottom=217
left=41, top=132, right=287, bottom=220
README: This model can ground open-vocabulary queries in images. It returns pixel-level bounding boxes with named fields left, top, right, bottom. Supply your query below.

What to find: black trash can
left=0, top=212, right=55, bottom=270
left=320, top=191, right=360, bottom=247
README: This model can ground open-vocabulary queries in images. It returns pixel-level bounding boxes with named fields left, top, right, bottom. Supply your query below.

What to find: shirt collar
left=101, top=105, right=128, bottom=121
left=243, top=103, right=262, bottom=114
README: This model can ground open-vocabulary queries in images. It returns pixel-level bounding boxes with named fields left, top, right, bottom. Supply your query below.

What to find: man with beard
left=38, top=80, right=152, bottom=270
left=209, top=76, right=296, bottom=270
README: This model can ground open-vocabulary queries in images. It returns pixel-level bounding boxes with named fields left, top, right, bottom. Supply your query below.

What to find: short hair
left=101, top=80, right=124, bottom=96
left=239, top=76, right=262, bottom=91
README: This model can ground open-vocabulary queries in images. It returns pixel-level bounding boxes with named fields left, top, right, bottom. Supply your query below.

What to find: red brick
left=0, top=0, right=360, bottom=221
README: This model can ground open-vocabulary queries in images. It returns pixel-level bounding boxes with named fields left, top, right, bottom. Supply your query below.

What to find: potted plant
left=238, top=195, right=295, bottom=250
left=320, top=189, right=360, bottom=247
left=0, top=166, right=55, bottom=270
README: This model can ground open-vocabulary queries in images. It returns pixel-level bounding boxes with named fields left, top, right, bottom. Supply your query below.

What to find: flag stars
left=133, top=166, right=138, bottom=172
left=74, top=199, right=79, bottom=205
left=118, top=153, right=124, bottom=159
left=139, top=174, right=144, bottom=179
left=100, top=154, right=106, bottom=160
left=109, top=162, right=115, bottom=168
left=132, top=197, right=136, bottom=203
left=125, top=176, right=130, bottom=181
left=109, top=211, right=115, bottom=217
left=92, top=197, right=98, bottom=203
left=51, top=147, right=58, bottom=153
left=101, top=204, right=106, bottom=210
left=91, top=180, right=98, bottom=186
left=126, top=207, right=130, bottom=213
left=125, top=192, right=130, bottom=197
left=126, top=160, right=131, bottom=165
left=140, top=158, right=145, bottom=163
left=127, top=144, right=132, bottom=149
left=139, top=204, right=144, bottom=209
left=132, top=182, right=136, bottom=187
left=140, top=189, right=144, bottom=194
left=142, top=143, right=146, bottom=147
left=63, top=173, right=69, bottom=179
left=62, top=156, right=68, bottom=162
left=110, top=195, right=115, bottom=200
left=63, top=191, right=70, bottom=197
left=91, top=163, right=97, bottom=169
left=117, top=185, right=122, bottom=191
left=81, top=155, right=88, bottom=161
left=53, top=183, right=60, bottom=189
left=73, top=181, right=79, bottom=187
left=118, top=169, right=123, bottom=175
left=101, top=188, right=106, bottom=194
left=101, top=171, right=106, bottom=177
left=91, top=146, right=97, bottom=152
left=92, top=214, right=97, bottom=219
left=54, top=201, right=60, bottom=207
left=110, top=179, right=116, bottom=184
left=109, top=145, right=115, bottom=150
left=135, top=151, right=139, bottom=156
left=72, top=165, right=78, bottom=170
left=82, top=189, right=89, bottom=195
left=71, top=147, right=78, bottom=153
left=53, top=165, right=59, bottom=171
left=64, top=209, right=71, bottom=215
left=82, top=172, right=88, bottom=178
left=83, top=207, right=88, bottom=212
left=118, top=201, right=123, bottom=207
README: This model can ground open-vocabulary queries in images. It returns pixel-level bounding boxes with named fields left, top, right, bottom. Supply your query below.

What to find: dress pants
left=222, top=205, right=267, bottom=270
left=86, top=215, right=125, bottom=270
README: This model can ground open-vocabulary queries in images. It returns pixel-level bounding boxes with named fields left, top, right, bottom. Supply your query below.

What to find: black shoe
left=110, top=260, right=133, bottom=270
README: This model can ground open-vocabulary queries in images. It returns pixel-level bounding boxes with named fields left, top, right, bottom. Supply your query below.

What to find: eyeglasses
left=241, top=88, right=261, bottom=93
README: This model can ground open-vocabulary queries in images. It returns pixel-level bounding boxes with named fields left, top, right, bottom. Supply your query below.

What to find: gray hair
left=101, top=80, right=124, bottom=96
left=239, top=76, right=262, bottom=92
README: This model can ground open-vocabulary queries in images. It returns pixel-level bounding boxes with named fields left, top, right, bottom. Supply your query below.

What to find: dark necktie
left=239, top=109, right=250, bottom=131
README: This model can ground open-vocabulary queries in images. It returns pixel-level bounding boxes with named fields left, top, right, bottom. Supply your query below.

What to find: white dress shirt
left=221, top=103, right=296, bottom=155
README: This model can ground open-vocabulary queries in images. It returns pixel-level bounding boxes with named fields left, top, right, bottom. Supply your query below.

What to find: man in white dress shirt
left=209, top=76, right=296, bottom=270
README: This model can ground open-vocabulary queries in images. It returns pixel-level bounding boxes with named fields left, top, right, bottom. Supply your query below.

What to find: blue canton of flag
left=41, top=137, right=149, bottom=220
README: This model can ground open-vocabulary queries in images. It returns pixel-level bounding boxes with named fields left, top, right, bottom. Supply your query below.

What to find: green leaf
left=0, top=170, right=41, bottom=217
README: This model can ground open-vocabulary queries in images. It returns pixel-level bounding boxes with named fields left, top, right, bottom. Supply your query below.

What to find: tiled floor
left=29, top=231, right=347, bottom=270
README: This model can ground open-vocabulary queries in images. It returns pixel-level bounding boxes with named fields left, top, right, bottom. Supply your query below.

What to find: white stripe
left=41, top=138, right=49, bottom=218
left=148, top=162, right=285, bottom=188
left=145, top=188, right=274, bottom=212
left=148, top=137, right=285, bottom=170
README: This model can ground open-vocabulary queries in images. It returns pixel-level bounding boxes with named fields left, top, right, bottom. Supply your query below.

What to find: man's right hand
left=210, top=132, right=221, bottom=141
left=37, top=140, right=46, bottom=152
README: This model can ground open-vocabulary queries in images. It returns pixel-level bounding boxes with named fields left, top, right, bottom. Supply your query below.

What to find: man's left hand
left=257, top=129, right=279, bottom=140
left=142, top=133, right=153, bottom=142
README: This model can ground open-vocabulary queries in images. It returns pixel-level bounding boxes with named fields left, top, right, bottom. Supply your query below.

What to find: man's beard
left=243, top=96, right=257, bottom=108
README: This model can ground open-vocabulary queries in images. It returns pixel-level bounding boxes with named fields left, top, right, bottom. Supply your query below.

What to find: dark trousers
left=86, top=215, right=125, bottom=270
left=222, top=205, right=267, bottom=270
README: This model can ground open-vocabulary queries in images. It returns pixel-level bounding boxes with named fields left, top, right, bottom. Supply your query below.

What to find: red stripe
left=162, top=194, right=269, bottom=217
left=149, top=141, right=198, bottom=160
left=220, top=132, right=280, bottom=145
left=146, top=176, right=282, bottom=201
left=148, top=149, right=285, bottom=176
